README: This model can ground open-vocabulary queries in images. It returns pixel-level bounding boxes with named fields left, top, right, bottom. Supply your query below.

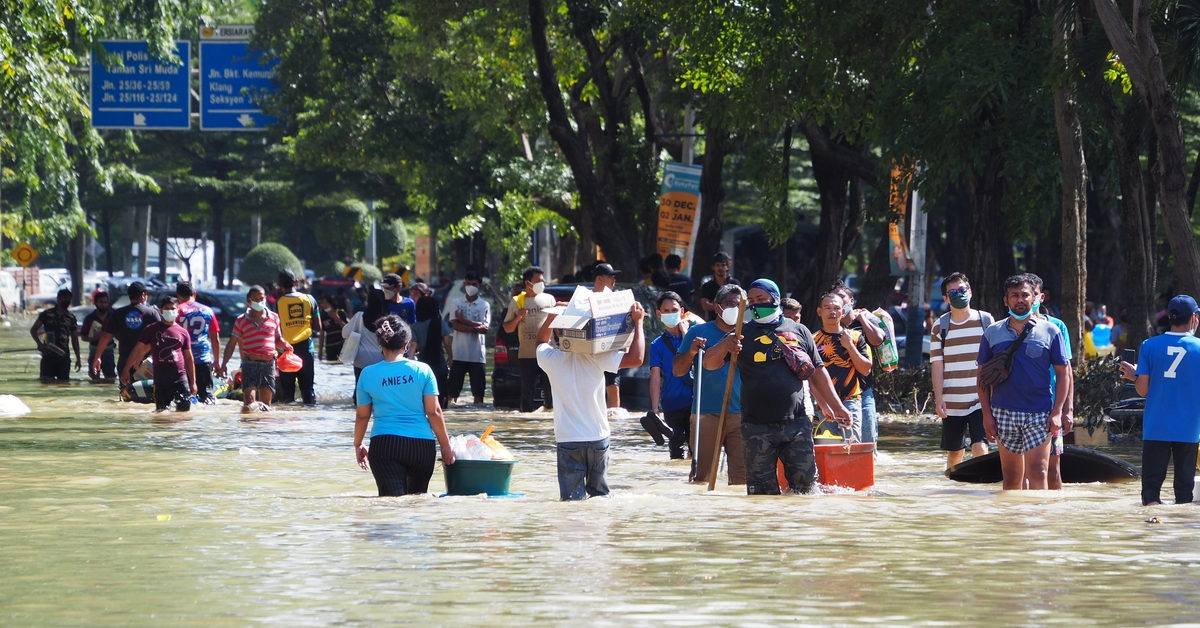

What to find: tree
left=239, top=242, right=303, bottom=287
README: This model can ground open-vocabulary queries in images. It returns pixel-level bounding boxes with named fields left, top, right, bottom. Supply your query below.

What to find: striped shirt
left=930, top=310, right=988, bottom=416
left=232, top=311, right=281, bottom=358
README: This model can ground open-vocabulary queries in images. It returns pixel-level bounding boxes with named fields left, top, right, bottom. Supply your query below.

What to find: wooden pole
left=707, top=297, right=746, bottom=491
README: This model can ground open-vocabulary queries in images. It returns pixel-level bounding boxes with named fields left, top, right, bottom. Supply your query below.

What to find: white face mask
left=531, top=281, right=545, bottom=295
left=383, top=288, right=397, bottom=299
left=719, top=306, right=739, bottom=326
left=161, top=309, right=178, bottom=323
left=465, top=285, right=479, bottom=297
left=249, top=300, right=266, bottom=312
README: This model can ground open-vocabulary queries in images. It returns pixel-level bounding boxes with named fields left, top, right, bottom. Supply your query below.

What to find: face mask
left=1008, top=307, right=1032, bottom=321
left=659, top=312, right=681, bottom=328
left=249, top=300, right=266, bottom=312
left=161, top=309, right=178, bottom=323
left=749, top=304, right=781, bottom=324
left=842, top=304, right=853, bottom=318
left=383, top=288, right=397, bottom=299
left=719, top=306, right=739, bottom=326
left=465, top=285, right=479, bottom=297
left=531, top=281, right=545, bottom=295
left=948, top=291, right=970, bottom=309
left=1032, top=299, right=1042, bottom=314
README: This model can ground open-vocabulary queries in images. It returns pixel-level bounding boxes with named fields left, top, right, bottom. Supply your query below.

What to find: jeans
left=741, top=414, right=818, bottom=495
left=194, top=362, right=216, bottom=404
left=278, top=341, right=316, bottom=404
left=1142, top=440, right=1199, bottom=505
left=816, top=397, right=863, bottom=443
left=556, top=438, right=610, bottom=500
left=448, top=360, right=486, bottom=402
left=860, top=387, right=878, bottom=444
left=518, top=357, right=552, bottom=412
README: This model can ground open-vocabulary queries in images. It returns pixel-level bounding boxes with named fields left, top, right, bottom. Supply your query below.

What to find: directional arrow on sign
left=237, top=114, right=255, bottom=127
left=133, top=113, right=147, bottom=126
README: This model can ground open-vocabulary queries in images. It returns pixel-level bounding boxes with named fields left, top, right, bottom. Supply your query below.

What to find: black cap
left=278, top=269, right=296, bottom=287
left=381, top=273, right=403, bottom=288
left=594, top=263, right=621, bottom=277
left=128, top=281, right=147, bottom=298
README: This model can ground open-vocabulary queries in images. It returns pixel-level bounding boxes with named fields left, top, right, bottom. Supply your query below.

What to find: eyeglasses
left=947, top=287, right=969, bottom=297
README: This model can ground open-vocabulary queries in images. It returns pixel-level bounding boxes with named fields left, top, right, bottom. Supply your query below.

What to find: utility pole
left=365, top=200, right=377, bottom=266
left=137, top=206, right=151, bottom=278
left=905, top=189, right=928, bottom=367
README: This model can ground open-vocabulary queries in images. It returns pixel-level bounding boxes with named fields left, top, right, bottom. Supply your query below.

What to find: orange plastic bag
left=278, top=348, right=303, bottom=373
left=480, top=425, right=515, bottom=460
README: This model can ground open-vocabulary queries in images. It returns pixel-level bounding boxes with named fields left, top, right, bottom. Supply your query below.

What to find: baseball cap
left=1167, top=295, right=1200, bottom=318
left=593, top=263, right=621, bottom=277
left=712, top=252, right=731, bottom=264
left=381, top=274, right=403, bottom=288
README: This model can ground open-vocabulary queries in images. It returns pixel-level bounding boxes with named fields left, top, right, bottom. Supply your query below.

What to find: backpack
left=277, top=293, right=315, bottom=345
left=937, top=309, right=994, bottom=340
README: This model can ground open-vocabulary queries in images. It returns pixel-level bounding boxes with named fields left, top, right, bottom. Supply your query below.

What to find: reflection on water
left=2, top=317, right=1199, bottom=626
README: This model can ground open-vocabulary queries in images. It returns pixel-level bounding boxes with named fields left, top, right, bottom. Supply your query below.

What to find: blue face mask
left=1009, top=308, right=1032, bottom=321
left=659, top=312, right=681, bottom=328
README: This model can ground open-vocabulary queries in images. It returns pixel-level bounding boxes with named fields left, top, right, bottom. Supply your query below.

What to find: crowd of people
left=23, top=255, right=1200, bottom=507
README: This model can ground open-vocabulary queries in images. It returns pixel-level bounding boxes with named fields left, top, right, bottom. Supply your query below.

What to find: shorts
left=241, top=358, right=277, bottom=392
left=941, top=409, right=987, bottom=451
left=604, top=371, right=620, bottom=387
left=1049, top=429, right=1064, bottom=456
left=992, top=407, right=1051, bottom=455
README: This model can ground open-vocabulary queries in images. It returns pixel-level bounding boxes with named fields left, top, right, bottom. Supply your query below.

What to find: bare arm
left=931, top=359, right=947, bottom=417
left=221, top=335, right=240, bottom=372
left=502, top=305, right=526, bottom=334
left=855, top=311, right=885, bottom=345
left=120, top=342, right=151, bottom=384
left=1135, top=374, right=1150, bottom=397
left=618, top=306, right=646, bottom=368
left=29, top=318, right=44, bottom=350
left=673, top=336, right=706, bottom=377
left=183, top=347, right=197, bottom=395
left=72, top=328, right=81, bottom=366
left=443, top=334, right=454, bottom=362
left=354, top=403, right=372, bottom=470
left=649, top=367, right=663, bottom=413
left=93, top=331, right=114, bottom=368
left=209, top=330, right=221, bottom=370
left=703, top=333, right=739, bottom=370
left=425, top=395, right=456, bottom=465
left=842, top=334, right=872, bottom=374
left=808, top=367, right=851, bottom=426
left=1048, top=364, right=1068, bottom=432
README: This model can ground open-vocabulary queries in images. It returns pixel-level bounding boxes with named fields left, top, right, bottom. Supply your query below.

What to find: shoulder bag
left=338, top=311, right=363, bottom=364
left=978, top=321, right=1032, bottom=388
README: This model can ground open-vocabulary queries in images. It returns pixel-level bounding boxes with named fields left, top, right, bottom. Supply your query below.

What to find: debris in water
left=1146, top=517, right=1161, bottom=524
left=239, top=446, right=259, bottom=456
left=0, top=395, right=31, bottom=417
left=157, top=514, right=171, bottom=521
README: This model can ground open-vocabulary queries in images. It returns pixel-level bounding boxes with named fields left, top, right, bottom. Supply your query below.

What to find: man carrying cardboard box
left=535, top=287, right=646, bottom=500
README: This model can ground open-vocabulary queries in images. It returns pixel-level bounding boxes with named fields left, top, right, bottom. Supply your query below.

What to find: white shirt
left=452, top=296, right=491, bottom=364
left=536, top=343, right=624, bottom=442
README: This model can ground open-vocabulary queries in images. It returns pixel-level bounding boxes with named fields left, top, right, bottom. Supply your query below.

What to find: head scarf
left=747, top=278, right=783, bottom=327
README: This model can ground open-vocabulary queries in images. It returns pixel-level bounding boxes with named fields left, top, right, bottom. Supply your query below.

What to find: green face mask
left=748, top=303, right=781, bottom=323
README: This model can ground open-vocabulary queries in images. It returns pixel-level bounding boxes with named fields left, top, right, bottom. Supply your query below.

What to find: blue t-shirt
left=356, top=358, right=439, bottom=440
left=1135, top=333, right=1200, bottom=442
left=387, top=298, right=416, bottom=325
left=178, top=301, right=218, bottom=364
left=977, top=317, right=1069, bottom=413
left=1045, top=315, right=1072, bottom=405
left=679, top=321, right=741, bottom=414
left=649, top=330, right=693, bottom=412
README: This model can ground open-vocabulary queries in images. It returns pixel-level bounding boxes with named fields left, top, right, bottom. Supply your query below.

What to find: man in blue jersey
left=1120, top=295, right=1200, bottom=505
left=177, top=281, right=221, bottom=404
left=978, top=274, right=1070, bottom=490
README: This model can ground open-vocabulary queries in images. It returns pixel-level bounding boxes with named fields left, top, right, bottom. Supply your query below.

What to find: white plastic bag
left=450, top=435, right=472, bottom=460
left=464, top=436, right=492, bottom=461
left=339, top=312, right=363, bottom=364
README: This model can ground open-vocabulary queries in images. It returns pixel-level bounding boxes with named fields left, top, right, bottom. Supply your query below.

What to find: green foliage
left=239, top=242, right=303, bottom=286
left=376, top=218, right=410, bottom=259
left=352, top=262, right=383, bottom=285
left=313, top=260, right=346, bottom=279
left=1073, top=357, right=1126, bottom=428
left=311, top=198, right=371, bottom=261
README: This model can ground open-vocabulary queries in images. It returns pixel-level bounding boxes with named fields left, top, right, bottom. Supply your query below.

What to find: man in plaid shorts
left=977, top=274, right=1070, bottom=490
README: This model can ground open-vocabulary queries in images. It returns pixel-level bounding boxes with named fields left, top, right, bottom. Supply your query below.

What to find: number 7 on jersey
left=1165, top=346, right=1186, bottom=378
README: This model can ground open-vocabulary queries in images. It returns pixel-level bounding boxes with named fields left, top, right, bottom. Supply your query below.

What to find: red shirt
left=232, top=311, right=281, bottom=358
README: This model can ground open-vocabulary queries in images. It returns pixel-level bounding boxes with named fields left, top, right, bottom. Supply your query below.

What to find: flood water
left=2, top=316, right=1199, bottom=626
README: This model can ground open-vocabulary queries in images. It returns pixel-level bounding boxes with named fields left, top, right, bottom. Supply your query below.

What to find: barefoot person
left=536, top=297, right=646, bottom=501
left=220, top=285, right=288, bottom=413
left=977, top=274, right=1069, bottom=490
left=120, top=296, right=197, bottom=412
left=354, top=314, right=456, bottom=496
left=930, top=272, right=993, bottom=469
left=1119, top=295, right=1200, bottom=505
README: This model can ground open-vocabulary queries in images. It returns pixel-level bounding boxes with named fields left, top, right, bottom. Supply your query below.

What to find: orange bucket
left=777, top=442, right=876, bottom=491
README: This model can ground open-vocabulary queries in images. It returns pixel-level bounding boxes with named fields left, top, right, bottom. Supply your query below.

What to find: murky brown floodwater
left=2, top=315, right=1198, bottom=626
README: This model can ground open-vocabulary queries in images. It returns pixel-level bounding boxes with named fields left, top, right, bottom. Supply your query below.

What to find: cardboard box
left=549, top=286, right=637, bottom=354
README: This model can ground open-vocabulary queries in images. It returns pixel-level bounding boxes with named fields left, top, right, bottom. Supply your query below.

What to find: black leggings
left=368, top=434, right=437, bottom=496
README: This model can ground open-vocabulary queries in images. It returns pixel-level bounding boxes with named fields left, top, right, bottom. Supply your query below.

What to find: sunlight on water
left=3, top=315, right=1199, bottom=626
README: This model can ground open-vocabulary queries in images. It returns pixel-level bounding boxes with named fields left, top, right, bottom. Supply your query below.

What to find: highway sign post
left=199, top=26, right=278, bottom=131
left=12, top=242, right=38, bottom=267
left=91, top=41, right=191, bottom=130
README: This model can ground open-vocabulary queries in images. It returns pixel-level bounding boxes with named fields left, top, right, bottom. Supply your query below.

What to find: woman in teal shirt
left=354, top=314, right=456, bottom=495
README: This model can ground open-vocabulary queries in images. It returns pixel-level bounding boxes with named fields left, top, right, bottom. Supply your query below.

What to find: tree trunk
left=690, top=126, right=732, bottom=311
left=121, top=206, right=135, bottom=275
left=857, top=231, right=895, bottom=311
left=213, top=205, right=226, bottom=290
left=776, top=125, right=793, bottom=292
left=69, top=230, right=86, bottom=306
left=795, top=129, right=851, bottom=330
left=1052, top=21, right=1088, bottom=360
left=101, top=208, right=115, bottom=277
left=1093, top=0, right=1200, bottom=299
left=137, top=206, right=151, bottom=279
left=1097, top=85, right=1155, bottom=348
left=527, top=0, right=638, bottom=272
left=157, top=211, right=171, bottom=284
left=964, top=159, right=1006, bottom=317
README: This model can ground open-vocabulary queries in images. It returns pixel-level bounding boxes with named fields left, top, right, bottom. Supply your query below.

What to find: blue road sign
left=91, top=41, right=191, bottom=130
left=199, top=41, right=278, bottom=131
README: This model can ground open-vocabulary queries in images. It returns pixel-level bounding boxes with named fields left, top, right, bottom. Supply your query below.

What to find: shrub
left=313, top=260, right=346, bottom=279
left=239, top=243, right=303, bottom=287
left=873, top=366, right=935, bottom=415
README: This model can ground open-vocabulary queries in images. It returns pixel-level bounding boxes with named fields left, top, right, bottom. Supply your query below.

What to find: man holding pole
left=674, top=284, right=747, bottom=485
left=725, top=279, right=852, bottom=495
